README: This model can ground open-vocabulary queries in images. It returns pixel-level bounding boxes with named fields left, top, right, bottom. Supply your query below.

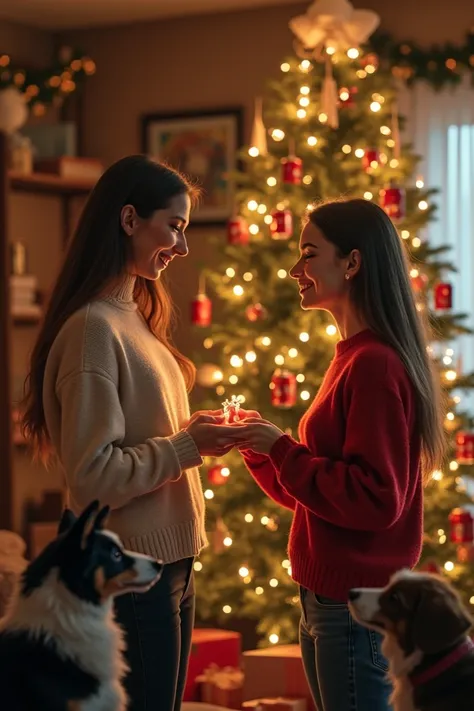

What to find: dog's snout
left=348, top=589, right=361, bottom=602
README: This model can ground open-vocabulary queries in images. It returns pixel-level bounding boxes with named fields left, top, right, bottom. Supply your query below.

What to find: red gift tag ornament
left=449, top=507, right=474, bottom=544
left=271, top=209, right=293, bottom=240
left=271, top=369, right=297, bottom=408
left=434, top=282, right=453, bottom=310
left=456, top=431, right=474, bottom=465
left=379, top=185, right=405, bottom=221
left=281, top=155, right=303, bottom=185
left=227, top=217, right=249, bottom=245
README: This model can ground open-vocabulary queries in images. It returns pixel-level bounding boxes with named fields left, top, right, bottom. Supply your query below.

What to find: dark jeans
left=114, top=557, right=195, bottom=711
left=299, top=586, right=392, bottom=711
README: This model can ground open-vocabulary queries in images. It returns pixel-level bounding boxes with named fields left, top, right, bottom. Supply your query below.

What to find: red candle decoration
left=379, top=185, right=406, bottom=221
left=434, top=282, right=453, bottom=310
left=456, top=431, right=474, bottom=465
left=208, top=465, right=230, bottom=486
left=362, top=149, right=380, bottom=172
left=339, top=86, right=357, bottom=108
left=245, top=303, right=268, bottom=322
left=227, top=216, right=249, bottom=245
left=449, top=507, right=474, bottom=544
left=281, top=155, right=303, bottom=185
left=271, top=209, right=293, bottom=240
left=270, top=368, right=297, bottom=408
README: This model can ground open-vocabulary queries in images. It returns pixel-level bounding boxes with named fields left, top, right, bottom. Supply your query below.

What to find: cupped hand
left=232, top=417, right=285, bottom=455
left=185, top=413, right=246, bottom=457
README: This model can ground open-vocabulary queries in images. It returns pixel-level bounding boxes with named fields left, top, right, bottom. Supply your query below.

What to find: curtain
left=399, top=77, right=474, bottom=383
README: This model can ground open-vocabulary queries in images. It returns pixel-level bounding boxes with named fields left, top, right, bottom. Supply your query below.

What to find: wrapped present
left=243, top=697, right=307, bottom=711
left=184, top=628, right=241, bottom=701
left=196, top=664, right=244, bottom=709
left=243, top=645, right=315, bottom=711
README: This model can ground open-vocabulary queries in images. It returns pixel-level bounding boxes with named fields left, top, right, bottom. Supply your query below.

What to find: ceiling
left=0, top=0, right=302, bottom=30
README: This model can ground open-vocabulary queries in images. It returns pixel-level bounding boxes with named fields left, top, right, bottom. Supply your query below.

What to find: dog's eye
left=388, top=591, right=400, bottom=605
left=111, top=549, right=123, bottom=562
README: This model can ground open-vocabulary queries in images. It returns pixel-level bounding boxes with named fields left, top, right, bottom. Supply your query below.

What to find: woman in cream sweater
left=22, top=156, right=242, bottom=711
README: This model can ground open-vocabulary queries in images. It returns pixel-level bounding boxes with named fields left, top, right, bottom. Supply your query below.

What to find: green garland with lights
left=0, top=46, right=96, bottom=116
left=367, top=28, right=474, bottom=89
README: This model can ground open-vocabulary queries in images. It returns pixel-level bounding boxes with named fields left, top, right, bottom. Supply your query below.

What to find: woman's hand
left=232, top=417, right=285, bottom=455
left=185, top=413, right=243, bottom=457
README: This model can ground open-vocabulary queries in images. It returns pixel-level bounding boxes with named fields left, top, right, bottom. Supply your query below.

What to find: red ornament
left=208, top=464, right=229, bottom=486
left=449, top=507, right=474, bottom=544
left=245, top=303, right=268, bottom=322
left=339, top=86, right=357, bottom=108
left=270, top=368, right=297, bottom=408
left=456, top=431, right=474, bottom=465
left=434, top=282, right=453, bottom=310
left=379, top=185, right=405, bottom=221
left=420, top=560, right=440, bottom=574
left=281, top=155, right=303, bottom=185
left=457, top=543, right=474, bottom=564
left=271, top=209, right=293, bottom=240
left=191, top=292, right=212, bottom=327
left=227, top=217, right=249, bottom=245
left=411, top=272, right=428, bottom=293
left=360, top=53, right=379, bottom=70
left=362, top=149, right=380, bottom=172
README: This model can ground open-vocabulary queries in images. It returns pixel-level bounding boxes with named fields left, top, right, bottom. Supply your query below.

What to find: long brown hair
left=309, top=198, right=446, bottom=480
left=22, top=155, right=198, bottom=462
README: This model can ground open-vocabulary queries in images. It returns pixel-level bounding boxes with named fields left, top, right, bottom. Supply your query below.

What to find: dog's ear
left=58, top=508, right=77, bottom=535
left=412, top=579, right=472, bottom=654
left=70, top=500, right=101, bottom=550
left=94, top=505, right=110, bottom=531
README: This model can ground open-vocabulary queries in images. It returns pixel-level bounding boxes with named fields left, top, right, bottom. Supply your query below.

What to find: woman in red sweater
left=233, top=199, right=445, bottom=711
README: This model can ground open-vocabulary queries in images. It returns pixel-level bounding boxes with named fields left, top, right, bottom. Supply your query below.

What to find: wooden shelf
left=12, top=311, right=42, bottom=326
left=8, top=171, right=96, bottom=197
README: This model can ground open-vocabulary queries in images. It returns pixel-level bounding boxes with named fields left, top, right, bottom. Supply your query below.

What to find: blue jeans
left=299, top=586, right=392, bottom=711
left=114, top=557, right=195, bottom=711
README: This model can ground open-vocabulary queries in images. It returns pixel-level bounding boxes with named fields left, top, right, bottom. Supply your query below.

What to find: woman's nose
left=174, top=234, right=189, bottom=257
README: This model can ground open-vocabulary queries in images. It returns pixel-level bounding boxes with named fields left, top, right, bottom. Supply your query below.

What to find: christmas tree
left=190, top=0, right=474, bottom=646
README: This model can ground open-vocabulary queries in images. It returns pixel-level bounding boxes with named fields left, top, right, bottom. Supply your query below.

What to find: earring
left=345, top=273, right=351, bottom=280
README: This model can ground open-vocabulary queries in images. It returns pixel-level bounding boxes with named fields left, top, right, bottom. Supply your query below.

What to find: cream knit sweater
left=43, top=275, right=207, bottom=563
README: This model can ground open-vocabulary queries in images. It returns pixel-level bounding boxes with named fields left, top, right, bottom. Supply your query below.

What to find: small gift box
left=196, top=664, right=244, bottom=709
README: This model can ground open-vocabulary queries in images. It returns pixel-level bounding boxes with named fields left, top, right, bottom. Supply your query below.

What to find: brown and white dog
left=349, top=570, right=474, bottom=711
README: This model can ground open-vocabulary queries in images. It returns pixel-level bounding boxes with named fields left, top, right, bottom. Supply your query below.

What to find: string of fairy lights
left=191, top=46, right=474, bottom=637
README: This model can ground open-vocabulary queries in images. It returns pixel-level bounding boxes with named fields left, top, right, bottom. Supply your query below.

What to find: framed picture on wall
left=141, top=107, right=244, bottom=225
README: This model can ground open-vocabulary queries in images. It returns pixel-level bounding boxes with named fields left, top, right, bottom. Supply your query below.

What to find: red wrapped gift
left=196, top=664, right=244, bottom=709
left=243, top=645, right=315, bottom=711
left=184, top=628, right=241, bottom=701
left=243, top=697, right=307, bottom=711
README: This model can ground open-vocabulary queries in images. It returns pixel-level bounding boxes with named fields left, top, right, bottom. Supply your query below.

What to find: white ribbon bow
left=289, top=0, right=380, bottom=51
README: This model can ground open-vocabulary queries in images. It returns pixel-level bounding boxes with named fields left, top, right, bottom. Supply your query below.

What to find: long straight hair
left=22, top=155, right=198, bottom=463
left=309, top=198, right=445, bottom=480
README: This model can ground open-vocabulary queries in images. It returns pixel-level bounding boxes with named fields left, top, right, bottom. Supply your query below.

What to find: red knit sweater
left=243, top=329, right=423, bottom=601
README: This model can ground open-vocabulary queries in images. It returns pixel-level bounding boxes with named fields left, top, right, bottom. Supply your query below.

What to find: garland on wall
left=0, top=28, right=473, bottom=111
left=0, top=45, right=96, bottom=116
left=367, top=29, right=474, bottom=88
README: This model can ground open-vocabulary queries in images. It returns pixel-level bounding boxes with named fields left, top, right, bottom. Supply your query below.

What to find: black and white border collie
left=0, top=500, right=163, bottom=711
left=349, top=569, right=474, bottom=711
